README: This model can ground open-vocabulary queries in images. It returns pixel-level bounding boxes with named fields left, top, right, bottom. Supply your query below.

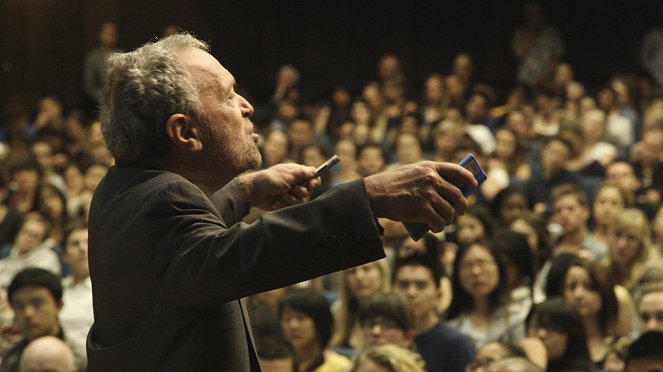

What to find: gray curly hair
left=99, top=33, right=209, bottom=163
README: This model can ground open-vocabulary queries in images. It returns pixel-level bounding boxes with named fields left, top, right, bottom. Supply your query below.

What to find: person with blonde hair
left=351, top=344, right=423, bottom=372
left=330, top=259, right=391, bottom=354
left=604, top=209, right=663, bottom=300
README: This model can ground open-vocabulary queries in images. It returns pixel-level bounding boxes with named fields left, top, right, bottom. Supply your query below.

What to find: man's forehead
left=178, top=47, right=234, bottom=90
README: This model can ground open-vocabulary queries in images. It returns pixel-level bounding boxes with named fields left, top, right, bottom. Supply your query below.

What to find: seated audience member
left=485, top=356, right=544, bottom=372
left=550, top=183, right=608, bottom=260
left=0, top=176, right=24, bottom=248
left=544, top=255, right=628, bottom=367
left=358, top=292, right=415, bottom=350
left=447, top=241, right=526, bottom=349
left=351, top=344, right=423, bottom=372
left=255, top=334, right=298, bottom=372
left=590, top=182, right=632, bottom=246
left=466, top=341, right=523, bottom=372
left=523, top=297, right=592, bottom=372
left=393, top=254, right=474, bottom=371
left=330, top=260, right=390, bottom=353
left=637, top=282, right=663, bottom=333
left=510, top=212, right=553, bottom=303
left=1, top=268, right=85, bottom=371
left=604, top=208, right=663, bottom=299
left=35, top=183, right=71, bottom=249
left=356, top=143, right=386, bottom=177
left=624, top=331, right=663, bottom=372
left=490, top=186, right=531, bottom=228
left=492, top=229, right=535, bottom=318
left=7, top=158, right=42, bottom=215
left=454, top=205, right=496, bottom=249
left=0, top=215, right=60, bottom=289
left=59, top=225, right=92, bottom=361
left=526, top=136, right=580, bottom=216
left=18, top=335, right=75, bottom=372
left=279, top=287, right=351, bottom=372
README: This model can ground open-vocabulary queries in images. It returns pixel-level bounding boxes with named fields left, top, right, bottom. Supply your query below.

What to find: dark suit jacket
left=87, top=165, right=384, bottom=371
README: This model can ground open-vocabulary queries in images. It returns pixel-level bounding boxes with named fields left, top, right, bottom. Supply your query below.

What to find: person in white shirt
left=59, top=224, right=92, bottom=361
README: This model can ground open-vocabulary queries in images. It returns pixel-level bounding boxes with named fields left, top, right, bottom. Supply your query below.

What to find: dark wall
left=2, top=0, right=662, bottom=112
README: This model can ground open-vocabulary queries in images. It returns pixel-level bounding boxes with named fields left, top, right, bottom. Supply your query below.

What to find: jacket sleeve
left=146, top=178, right=384, bottom=308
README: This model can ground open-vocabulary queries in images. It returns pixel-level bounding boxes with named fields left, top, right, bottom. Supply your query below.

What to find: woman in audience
left=36, top=182, right=71, bottom=248
left=491, top=185, right=531, bottom=227
left=544, top=255, right=628, bottom=368
left=652, top=204, right=663, bottom=257
left=454, top=205, right=497, bottom=249
left=447, top=240, right=526, bottom=348
left=493, top=229, right=536, bottom=318
left=510, top=212, right=554, bottom=303
left=279, top=287, right=352, bottom=371
left=524, top=297, right=593, bottom=372
left=589, top=182, right=632, bottom=246
left=487, top=127, right=532, bottom=181
left=329, top=259, right=391, bottom=353
left=604, top=208, right=663, bottom=299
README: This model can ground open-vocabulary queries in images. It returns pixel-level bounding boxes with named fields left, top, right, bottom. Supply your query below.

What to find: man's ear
left=165, top=114, right=203, bottom=151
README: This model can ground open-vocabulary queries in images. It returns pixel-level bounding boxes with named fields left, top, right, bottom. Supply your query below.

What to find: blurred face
left=542, top=140, right=571, bottom=177
left=62, top=228, right=89, bottom=278
left=13, top=169, right=40, bottom=194
left=39, top=186, right=64, bottom=219
left=85, top=165, right=108, bottom=192
left=466, top=95, right=487, bottom=122
left=511, top=219, right=538, bottom=253
left=592, top=187, right=624, bottom=227
left=346, top=263, right=383, bottom=304
left=288, top=120, right=314, bottom=148
left=456, top=214, right=485, bottom=245
left=263, top=131, right=288, bottom=165
left=458, top=244, right=499, bottom=300
left=335, top=140, right=357, bottom=168
left=494, top=129, right=517, bottom=160
left=10, top=286, right=62, bottom=341
left=654, top=207, right=663, bottom=241
left=606, top=163, right=640, bottom=192
left=639, top=291, right=663, bottom=333
left=563, top=266, right=602, bottom=318
left=610, top=226, right=642, bottom=266
left=553, top=194, right=588, bottom=234
left=425, top=76, right=444, bottom=102
left=527, top=318, right=568, bottom=361
left=358, top=147, right=385, bottom=176
left=281, top=307, right=318, bottom=350
left=469, top=342, right=513, bottom=372
left=301, top=147, right=325, bottom=167
left=500, top=193, right=528, bottom=225
left=361, top=315, right=411, bottom=348
left=395, top=134, right=422, bottom=164
left=507, top=111, right=529, bottom=140
left=394, top=265, right=440, bottom=320
left=31, top=142, right=53, bottom=171
left=64, top=165, right=84, bottom=195
left=15, top=220, right=48, bottom=254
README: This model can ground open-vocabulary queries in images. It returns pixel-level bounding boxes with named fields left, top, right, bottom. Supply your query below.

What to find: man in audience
left=551, top=183, right=608, bottom=260
left=637, top=282, right=663, bottom=333
left=393, top=254, right=474, bottom=372
left=358, top=291, right=415, bottom=350
left=0, top=215, right=59, bottom=289
left=624, top=331, right=663, bottom=372
left=18, top=336, right=76, bottom=372
left=1, top=268, right=85, bottom=372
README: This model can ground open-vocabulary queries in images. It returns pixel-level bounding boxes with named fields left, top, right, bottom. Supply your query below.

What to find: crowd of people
left=1, top=2, right=663, bottom=371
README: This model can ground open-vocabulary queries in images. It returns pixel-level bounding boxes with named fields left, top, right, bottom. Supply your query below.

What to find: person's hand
left=364, top=161, right=477, bottom=232
left=238, top=163, right=319, bottom=211
left=520, top=337, right=548, bottom=370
